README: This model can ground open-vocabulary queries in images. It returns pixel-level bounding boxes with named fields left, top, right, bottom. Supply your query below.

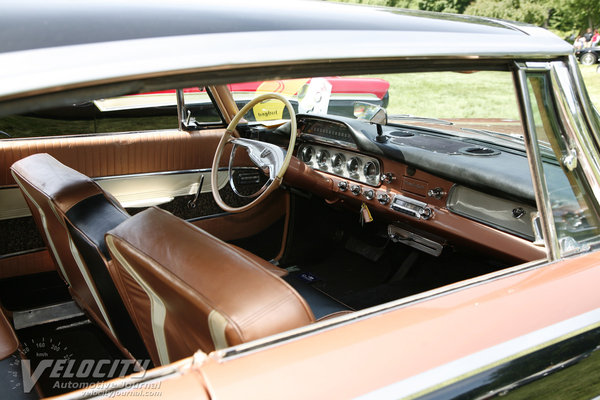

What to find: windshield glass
left=227, top=71, right=525, bottom=148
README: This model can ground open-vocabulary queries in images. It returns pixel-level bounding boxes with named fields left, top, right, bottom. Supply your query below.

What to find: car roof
left=0, top=0, right=573, bottom=114
left=0, top=0, right=558, bottom=53
left=1, top=0, right=571, bottom=53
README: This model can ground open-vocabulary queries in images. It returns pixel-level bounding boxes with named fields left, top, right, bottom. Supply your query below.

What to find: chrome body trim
left=357, top=306, right=600, bottom=400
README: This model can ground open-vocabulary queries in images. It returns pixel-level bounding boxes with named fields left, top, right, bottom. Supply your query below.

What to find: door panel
left=0, top=129, right=226, bottom=186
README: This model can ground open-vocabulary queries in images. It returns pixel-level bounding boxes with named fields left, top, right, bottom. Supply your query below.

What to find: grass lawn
left=580, top=64, right=600, bottom=107
left=372, top=71, right=520, bottom=120
left=367, top=65, right=599, bottom=119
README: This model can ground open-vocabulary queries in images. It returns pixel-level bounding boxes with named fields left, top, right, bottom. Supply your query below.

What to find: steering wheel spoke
left=211, top=93, right=297, bottom=213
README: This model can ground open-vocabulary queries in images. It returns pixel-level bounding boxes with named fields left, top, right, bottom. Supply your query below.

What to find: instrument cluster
left=297, top=143, right=381, bottom=186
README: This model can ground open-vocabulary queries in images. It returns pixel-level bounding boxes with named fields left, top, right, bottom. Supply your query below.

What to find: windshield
left=228, top=71, right=525, bottom=148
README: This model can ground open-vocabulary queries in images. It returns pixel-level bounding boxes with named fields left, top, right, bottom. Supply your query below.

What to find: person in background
left=574, top=35, right=586, bottom=50
left=583, top=28, right=594, bottom=47
left=592, top=29, right=600, bottom=47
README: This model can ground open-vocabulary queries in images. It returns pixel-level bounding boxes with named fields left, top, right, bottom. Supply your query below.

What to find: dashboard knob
left=377, top=193, right=390, bottom=205
left=363, top=189, right=374, bottom=200
left=380, top=172, right=395, bottom=184
left=338, top=181, right=348, bottom=191
left=419, top=207, right=434, bottom=220
left=427, top=187, right=446, bottom=200
left=350, top=185, right=362, bottom=196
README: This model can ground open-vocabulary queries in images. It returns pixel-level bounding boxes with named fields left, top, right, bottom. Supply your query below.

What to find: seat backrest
left=10, top=153, right=149, bottom=361
left=105, top=206, right=315, bottom=365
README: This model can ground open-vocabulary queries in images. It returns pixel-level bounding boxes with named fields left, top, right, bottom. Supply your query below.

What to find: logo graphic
left=9, top=336, right=151, bottom=395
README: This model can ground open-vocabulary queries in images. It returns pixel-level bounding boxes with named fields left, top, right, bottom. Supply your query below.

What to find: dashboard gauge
left=298, top=143, right=380, bottom=187
left=316, top=149, right=330, bottom=169
left=300, top=146, right=314, bottom=164
left=363, top=161, right=380, bottom=182
left=331, top=153, right=346, bottom=174
left=347, top=157, right=362, bottom=177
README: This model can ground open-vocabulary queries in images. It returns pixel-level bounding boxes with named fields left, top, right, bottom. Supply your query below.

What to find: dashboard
left=293, top=114, right=543, bottom=262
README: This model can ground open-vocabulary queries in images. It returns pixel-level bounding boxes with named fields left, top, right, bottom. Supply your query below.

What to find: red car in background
left=133, top=76, right=391, bottom=122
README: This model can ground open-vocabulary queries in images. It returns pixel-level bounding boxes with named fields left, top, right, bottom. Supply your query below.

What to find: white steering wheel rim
left=211, top=93, right=297, bottom=213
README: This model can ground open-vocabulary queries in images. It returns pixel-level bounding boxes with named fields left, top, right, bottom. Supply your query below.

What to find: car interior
left=2, top=66, right=593, bottom=397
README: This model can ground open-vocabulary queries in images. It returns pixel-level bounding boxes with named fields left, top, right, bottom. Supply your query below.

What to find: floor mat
left=295, top=241, right=506, bottom=310
left=0, top=271, right=70, bottom=311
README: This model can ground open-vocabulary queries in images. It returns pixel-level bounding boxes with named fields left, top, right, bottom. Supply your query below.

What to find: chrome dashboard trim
left=299, top=133, right=358, bottom=150
left=297, top=143, right=381, bottom=186
left=388, top=224, right=444, bottom=256
left=390, top=194, right=432, bottom=220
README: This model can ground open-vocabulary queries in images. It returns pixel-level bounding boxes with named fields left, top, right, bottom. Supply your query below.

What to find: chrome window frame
left=515, top=60, right=600, bottom=260
left=514, top=63, right=560, bottom=261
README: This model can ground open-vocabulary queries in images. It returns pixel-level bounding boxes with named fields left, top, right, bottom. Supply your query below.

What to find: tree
left=563, top=0, right=600, bottom=30
left=418, top=0, right=472, bottom=13
left=464, top=0, right=550, bottom=26
left=464, top=0, right=599, bottom=33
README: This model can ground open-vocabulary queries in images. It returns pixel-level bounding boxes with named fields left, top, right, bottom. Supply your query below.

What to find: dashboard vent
left=459, top=146, right=500, bottom=156
left=389, top=130, right=414, bottom=137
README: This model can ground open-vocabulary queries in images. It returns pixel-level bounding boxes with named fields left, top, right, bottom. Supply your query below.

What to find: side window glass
left=0, top=88, right=223, bottom=140
left=526, top=74, right=600, bottom=253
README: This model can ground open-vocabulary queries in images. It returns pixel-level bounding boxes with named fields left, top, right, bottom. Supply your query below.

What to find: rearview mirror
left=354, top=102, right=388, bottom=142
left=354, top=101, right=382, bottom=121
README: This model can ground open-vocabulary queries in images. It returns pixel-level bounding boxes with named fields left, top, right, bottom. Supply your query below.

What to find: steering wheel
left=211, top=93, right=297, bottom=213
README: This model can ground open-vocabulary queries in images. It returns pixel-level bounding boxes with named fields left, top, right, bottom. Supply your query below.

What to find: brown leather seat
left=10, top=153, right=149, bottom=361
left=105, top=206, right=317, bottom=365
